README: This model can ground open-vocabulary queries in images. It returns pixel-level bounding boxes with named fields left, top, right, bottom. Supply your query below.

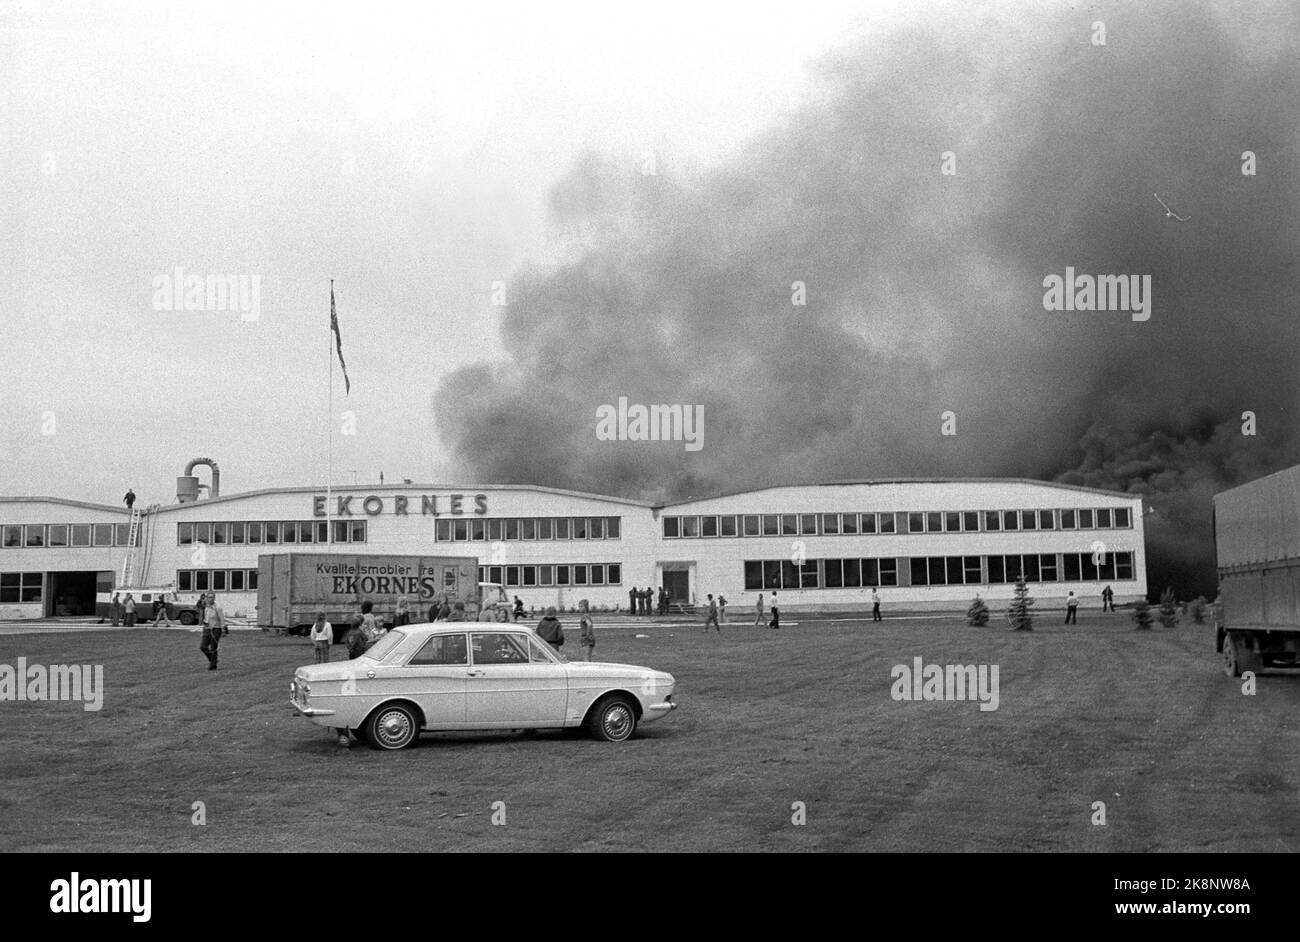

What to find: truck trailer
left=256, top=553, right=492, bottom=643
left=1213, top=465, right=1300, bottom=676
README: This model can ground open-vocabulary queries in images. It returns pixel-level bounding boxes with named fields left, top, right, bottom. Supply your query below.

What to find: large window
left=0, top=572, right=42, bottom=603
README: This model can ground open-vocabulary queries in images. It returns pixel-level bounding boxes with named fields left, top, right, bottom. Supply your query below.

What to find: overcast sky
left=3, top=0, right=1298, bottom=597
left=1, top=0, right=876, bottom=503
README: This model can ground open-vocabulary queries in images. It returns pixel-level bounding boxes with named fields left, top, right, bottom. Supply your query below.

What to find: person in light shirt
left=310, top=611, right=332, bottom=664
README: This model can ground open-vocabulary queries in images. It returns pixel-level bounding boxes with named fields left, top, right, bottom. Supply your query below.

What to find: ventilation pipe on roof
left=177, top=458, right=220, bottom=503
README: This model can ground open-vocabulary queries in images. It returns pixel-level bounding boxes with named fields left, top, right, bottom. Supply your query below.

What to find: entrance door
left=663, top=571, right=690, bottom=604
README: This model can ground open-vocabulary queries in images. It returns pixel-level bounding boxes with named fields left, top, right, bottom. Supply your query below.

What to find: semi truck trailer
left=1213, top=465, right=1300, bottom=676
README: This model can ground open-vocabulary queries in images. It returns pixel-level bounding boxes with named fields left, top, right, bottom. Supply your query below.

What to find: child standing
left=578, top=600, right=596, bottom=661
left=310, top=610, right=332, bottom=663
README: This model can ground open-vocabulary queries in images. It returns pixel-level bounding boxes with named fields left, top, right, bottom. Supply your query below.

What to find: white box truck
left=256, top=553, right=505, bottom=643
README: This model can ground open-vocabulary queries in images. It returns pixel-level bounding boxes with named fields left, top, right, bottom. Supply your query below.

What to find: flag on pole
left=330, top=282, right=351, bottom=395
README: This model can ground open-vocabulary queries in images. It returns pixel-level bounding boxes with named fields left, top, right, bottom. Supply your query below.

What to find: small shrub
left=967, top=595, right=990, bottom=627
left=1158, top=587, right=1179, bottom=628
left=1133, top=598, right=1153, bottom=630
left=1007, top=576, right=1034, bottom=631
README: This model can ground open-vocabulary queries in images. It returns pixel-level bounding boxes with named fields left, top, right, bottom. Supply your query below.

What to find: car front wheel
left=588, top=695, right=637, bottom=742
left=368, top=704, right=419, bottom=750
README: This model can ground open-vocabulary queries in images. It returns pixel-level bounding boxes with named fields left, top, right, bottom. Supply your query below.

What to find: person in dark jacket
left=536, top=607, right=564, bottom=652
left=629, top=588, right=637, bottom=615
left=123, top=489, right=135, bottom=510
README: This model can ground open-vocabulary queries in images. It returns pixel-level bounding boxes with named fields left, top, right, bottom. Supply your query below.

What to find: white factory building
left=0, top=463, right=1147, bottom=621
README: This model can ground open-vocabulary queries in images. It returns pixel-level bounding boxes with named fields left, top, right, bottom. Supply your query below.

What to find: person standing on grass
left=1064, top=591, right=1079, bottom=624
left=123, top=593, right=137, bottom=627
left=872, top=588, right=882, bottom=622
left=718, top=594, right=728, bottom=624
left=152, top=591, right=174, bottom=627
left=753, top=593, right=765, bottom=627
left=200, top=592, right=226, bottom=670
left=310, top=610, right=332, bottom=664
left=704, top=594, right=721, bottom=633
left=393, top=597, right=411, bottom=627
left=578, top=600, right=596, bottom=661
left=1101, top=585, right=1114, bottom=613
left=769, top=594, right=781, bottom=630
left=536, top=606, right=565, bottom=653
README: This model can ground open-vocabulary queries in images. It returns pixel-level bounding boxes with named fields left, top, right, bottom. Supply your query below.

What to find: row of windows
left=743, top=552, right=1137, bottom=591
left=745, top=559, right=902, bottom=590
left=476, top=563, right=622, bottom=588
left=178, top=521, right=368, bottom=546
left=0, top=571, right=43, bottom=602
left=3, top=523, right=133, bottom=548
left=664, top=506, right=1133, bottom=538
left=911, top=552, right=1136, bottom=586
left=176, top=569, right=260, bottom=592
left=438, top=517, right=621, bottom=542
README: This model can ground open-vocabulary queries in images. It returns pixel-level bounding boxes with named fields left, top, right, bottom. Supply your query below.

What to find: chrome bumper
left=290, top=698, right=336, bottom=717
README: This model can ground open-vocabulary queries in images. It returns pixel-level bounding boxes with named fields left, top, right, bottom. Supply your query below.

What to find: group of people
left=628, top=586, right=670, bottom=616
left=533, top=601, right=597, bottom=660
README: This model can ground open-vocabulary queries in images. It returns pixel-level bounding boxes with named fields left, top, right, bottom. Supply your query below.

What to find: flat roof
left=656, top=477, right=1140, bottom=507
left=0, top=477, right=1139, bottom=517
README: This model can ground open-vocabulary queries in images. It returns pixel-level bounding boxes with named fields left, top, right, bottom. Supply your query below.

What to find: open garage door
left=48, top=571, right=107, bottom=617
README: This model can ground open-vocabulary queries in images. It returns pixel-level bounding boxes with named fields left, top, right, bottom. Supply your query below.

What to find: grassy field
left=1, top=613, right=1297, bottom=852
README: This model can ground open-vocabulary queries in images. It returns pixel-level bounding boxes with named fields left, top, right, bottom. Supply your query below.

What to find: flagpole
left=327, top=279, right=333, bottom=546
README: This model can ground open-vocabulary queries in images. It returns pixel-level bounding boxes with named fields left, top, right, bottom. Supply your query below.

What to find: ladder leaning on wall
left=119, top=506, right=142, bottom=588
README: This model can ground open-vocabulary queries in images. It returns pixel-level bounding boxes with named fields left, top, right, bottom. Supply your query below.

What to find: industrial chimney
left=177, top=458, right=221, bottom=503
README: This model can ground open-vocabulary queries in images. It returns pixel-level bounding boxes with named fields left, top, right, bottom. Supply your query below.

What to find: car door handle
left=467, top=670, right=484, bottom=677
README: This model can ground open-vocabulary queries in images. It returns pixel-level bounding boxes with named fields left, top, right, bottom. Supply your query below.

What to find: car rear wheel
left=588, top=695, right=637, bottom=742
left=179, top=611, right=197, bottom=626
left=368, top=704, right=419, bottom=750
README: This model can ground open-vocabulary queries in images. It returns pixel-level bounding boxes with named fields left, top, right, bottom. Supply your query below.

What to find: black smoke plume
left=434, top=0, right=1300, bottom=598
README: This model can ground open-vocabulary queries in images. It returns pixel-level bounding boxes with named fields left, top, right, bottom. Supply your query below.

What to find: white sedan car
left=289, top=622, right=678, bottom=749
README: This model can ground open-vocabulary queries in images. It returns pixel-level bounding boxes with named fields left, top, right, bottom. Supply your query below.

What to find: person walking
left=123, top=593, right=137, bottom=627
left=200, top=593, right=225, bottom=670
left=769, top=594, right=781, bottom=630
left=718, top=594, right=728, bottom=624
left=109, top=591, right=122, bottom=627
left=578, top=600, right=595, bottom=661
left=753, top=593, right=765, bottom=627
left=704, top=594, right=721, bottom=632
left=1101, top=585, right=1114, bottom=613
left=536, top=606, right=565, bottom=653
left=1065, top=591, right=1079, bottom=624
left=872, top=588, right=882, bottom=622
left=123, top=489, right=136, bottom=510
left=393, top=598, right=411, bottom=627
left=310, top=611, right=332, bottom=664
left=152, top=591, right=174, bottom=627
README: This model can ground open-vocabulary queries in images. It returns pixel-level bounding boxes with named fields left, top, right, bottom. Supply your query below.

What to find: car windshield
left=363, top=629, right=406, bottom=662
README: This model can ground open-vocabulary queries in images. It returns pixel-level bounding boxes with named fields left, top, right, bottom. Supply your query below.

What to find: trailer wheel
left=1223, top=633, right=1241, bottom=677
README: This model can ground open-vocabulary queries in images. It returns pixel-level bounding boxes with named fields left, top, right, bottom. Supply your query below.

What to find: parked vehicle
left=257, top=553, right=483, bottom=643
left=1213, top=465, right=1300, bottom=676
left=289, top=622, right=678, bottom=749
left=95, top=586, right=202, bottom=625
